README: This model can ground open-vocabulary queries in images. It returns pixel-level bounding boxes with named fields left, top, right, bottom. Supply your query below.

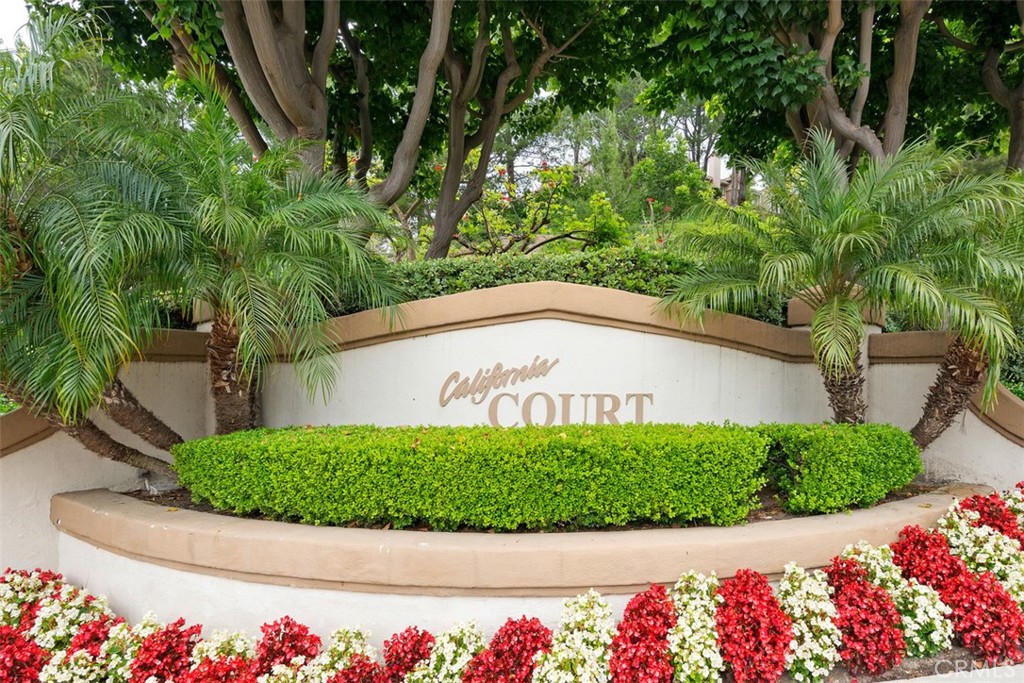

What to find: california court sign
left=438, top=355, right=654, bottom=427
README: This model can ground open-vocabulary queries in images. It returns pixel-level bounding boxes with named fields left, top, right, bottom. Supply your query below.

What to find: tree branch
left=882, top=0, right=932, bottom=156
left=982, top=46, right=1013, bottom=107
left=242, top=0, right=314, bottom=128
left=370, top=0, right=455, bottom=206
left=339, top=17, right=373, bottom=186
left=849, top=2, right=875, bottom=127
left=144, top=1, right=268, bottom=157
left=457, top=0, right=492, bottom=109
left=219, top=0, right=297, bottom=139
left=931, top=14, right=980, bottom=52
left=312, top=0, right=340, bottom=86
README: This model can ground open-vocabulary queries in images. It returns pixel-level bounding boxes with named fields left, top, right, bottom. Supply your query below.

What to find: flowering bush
left=842, top=542, right=952, bottom=657
left=825, top=558, right=906, bottom=674
left=406, top=622, right=484, bottom=683
left=776, top=563, right=841, bottom=682
left=0, top=624, right=49, bottom=683
left=715, top=569, right=792, bottom=683
left=960, top=493, right=1024, bottom=548
left=1002, top=483, right=1024, bottom=524
left=666, top=572, right=723, bottom=683
left=8, top=488, right=1024, bottom=683
left=609, top=584, right=676, bottom=683
left=892, top=524, right=1024, bottom=663
left=533, top=590, right=615, bottom=683
left=938, top=509, right=1024, bottom=607
left=253, top=616, right=322, bottom=676
left=130, top=617, right=203, bottom=683
left=462, top=617, right=551, bottom=683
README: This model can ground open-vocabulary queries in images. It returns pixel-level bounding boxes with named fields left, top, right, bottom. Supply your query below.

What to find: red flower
left=825, top=558, right=905, bottom=675
left=663, top=206, right=671, bottom=212
left=382, top=627, right=434, bottom=683
left=959, top=493, right=1024, bottom=548
left=183, top=657, right=257, bottom=683
left=497, top=168, right=507, bottom=176
left=463, top=616, right=551, bottom=683
left=433, top=165, right=445, bottom=172
left=252, top=616, right=321, bottom=675
left=0, top=625, right=49, bottom=683
left=328, top=653, right=384, bottom=683
left=609, top=584, right=676, bottom=683
left=646, top=197, right=655, bottom=204
left=70, top=614, right=123, bottom=658
left=715, top=570, right=793, bottom=683
left=130, top=618, right=203, bottom=683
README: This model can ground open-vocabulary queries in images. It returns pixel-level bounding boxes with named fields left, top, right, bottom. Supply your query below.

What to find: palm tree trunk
left=910, top=337, right=987, bottom=450
left=61, top=418, right=177, bottom=482
left=820, top=350, right=868, bottom=424
left=101, top=378, right=184, bottom=450
left=208, top=312, right=259, bottom=434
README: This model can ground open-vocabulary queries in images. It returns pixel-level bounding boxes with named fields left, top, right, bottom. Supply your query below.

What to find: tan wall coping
left=0, top=408, right=58, bottom=454
left=788, top=294, right=886, bottom=328
left=331, top=281, right=816, bottom=363
left=51, top=486, right=988, bottom=597
left=970, top=384, right=1024, bottom=448
left=868, top=330, right=953, bottom=364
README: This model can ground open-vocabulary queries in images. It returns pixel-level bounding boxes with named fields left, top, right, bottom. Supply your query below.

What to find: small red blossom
left=540, top=161, right=549, bottom=169
left=646, top=197, right=655, bottom=204
left=69, top=614, right=123, bottom=658
left=609, top=584, right=676, bottom=683
left=826, top=558, right=905, bottom=675
left=252, top=616, right=321, bottom=675
left=462, top=616, right=551, bottom=683
left=497, top=168, right=507, bottom=176
left=715, top=570, right=792, bottom=683
left=130, top=618, right=202, bottom=683
left=433, top=165, right=445, bottom=172
left=329, top=653, right=384, bottom=683
left=0, top=625, right=49, bottom=683
left=183, top=656, right=257, bottom=683
left=382, top=627, right=434, bottom=683
left=663, top=206, right=671, bottom=212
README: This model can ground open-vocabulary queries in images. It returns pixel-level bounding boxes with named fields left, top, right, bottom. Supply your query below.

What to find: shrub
left=172, top=424, right=771, bottom=531
left=760, top=423, right=922, bottom=514
left=331, top=248, right=788, bottom=326
left=715, top=570, right=792, bottom=683
left=609, top=585, right=676, bottom=683
left=462, top=617, right=551, bottom=683
left=824, top=558, right=906, bottom=675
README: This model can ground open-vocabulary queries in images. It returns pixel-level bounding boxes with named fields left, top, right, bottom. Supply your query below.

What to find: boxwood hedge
left=760, top=423, right=922, bottom=514
left=171, top=422, right=922, bottom=531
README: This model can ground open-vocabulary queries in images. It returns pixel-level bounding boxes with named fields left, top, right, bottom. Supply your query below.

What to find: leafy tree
left=928, top=2, right=1024, bottom=169
left=0, top=14, right=184, bottom=479
left=663, top=131, right=1022, bottom=438
left=645, top=1, right=936, bottom=162
left=61, top=0, right=665, bottom=258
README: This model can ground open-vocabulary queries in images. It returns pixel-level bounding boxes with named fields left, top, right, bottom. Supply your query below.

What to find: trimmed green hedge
left=173, top=424, right=769, bottom=530
left=331, top=248, right=787, bottom=326
left=760, top=423, right=922, bottom=514
left=172, top=422, right=923, bottom=531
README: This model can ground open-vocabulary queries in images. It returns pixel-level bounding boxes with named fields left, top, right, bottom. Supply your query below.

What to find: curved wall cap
left=328, top=281, right=816, bottom=362
left=52, top=486, right=988, bottom=597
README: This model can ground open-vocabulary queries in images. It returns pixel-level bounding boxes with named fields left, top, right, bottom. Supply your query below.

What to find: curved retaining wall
left=51, top=485, right=986, bottom=642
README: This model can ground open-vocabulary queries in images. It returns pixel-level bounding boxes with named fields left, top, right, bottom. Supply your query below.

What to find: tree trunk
left=1008, top=98, right=1024, bottom=170
left=102, top=378, right=184, bottom=451
left=820, top=350, right=868, bottom=424
left=910, top=336, right=987, bottom=450
left=61, top=419, right=177, bottom=482
left=207, top=313, right=259, bottom=434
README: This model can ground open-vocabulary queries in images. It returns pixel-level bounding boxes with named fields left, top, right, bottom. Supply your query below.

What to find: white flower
left=939, top=509, right=1024, bottom=610
left=407, top=622, right=485, bottom=683
left=776, top=563, right=842, bottom=682
left=667, top=571, right=723, bottom=683
left=192, top=629, right=256, bottom=664
left=533, top=590, right=615, bottom=683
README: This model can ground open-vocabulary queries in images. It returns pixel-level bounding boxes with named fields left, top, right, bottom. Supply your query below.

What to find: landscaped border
left=51, top=485, right=989, bottom=597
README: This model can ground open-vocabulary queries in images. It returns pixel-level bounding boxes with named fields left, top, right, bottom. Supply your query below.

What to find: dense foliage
left=335, top=247, right=786, bottom=326
left=172, top=423, right=922, bottom=531
left=7, top=486, right=1024, bottom=683
left=761, top=424, right=922, bottom=514
left=173, top=423, right=771, bottom=530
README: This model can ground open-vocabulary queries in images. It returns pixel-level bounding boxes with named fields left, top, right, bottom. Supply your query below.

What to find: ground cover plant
left=171, top=423, right=920, bottom=531
left=5, top=486, right=1024, bottom=683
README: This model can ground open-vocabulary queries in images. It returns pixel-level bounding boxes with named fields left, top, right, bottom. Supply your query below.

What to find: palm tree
left=153, top=93, right=399, bottom=433
left=0, top=14, right=184, bottom=479
left=663, top=130, right=1022, bottom=433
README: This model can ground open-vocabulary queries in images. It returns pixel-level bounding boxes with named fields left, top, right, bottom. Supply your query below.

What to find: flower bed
left=7, top=487, right=1024, bottom=682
